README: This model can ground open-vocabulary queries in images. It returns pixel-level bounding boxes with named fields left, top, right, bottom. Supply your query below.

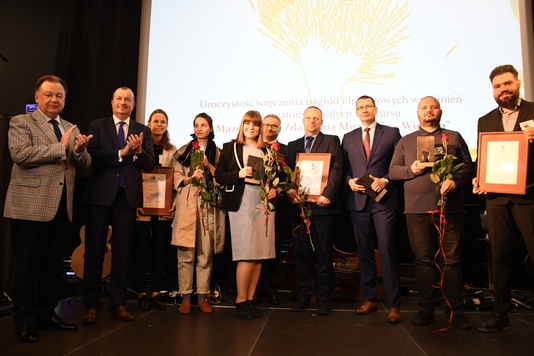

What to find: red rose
left=271, top=142, right=281, bottom=152
left=279, top=160, right=287, bottom=169
left=441, top=134, right=449, bottom=143
left=191, top=141, right=200, bottom=150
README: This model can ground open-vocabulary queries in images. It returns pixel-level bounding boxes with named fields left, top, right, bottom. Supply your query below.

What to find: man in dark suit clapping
left=286, top=106, right=343, bottom=315
left=82, top=87, right=154, bottom=324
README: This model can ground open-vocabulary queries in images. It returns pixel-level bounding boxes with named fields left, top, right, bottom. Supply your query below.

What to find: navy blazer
left=84, top=117, right=155, bottom=208
left=478, top=100, right=534, bottom=205
left=287, top=132, right=343, bottom=215
left=342, top=123, right=401, bottom=211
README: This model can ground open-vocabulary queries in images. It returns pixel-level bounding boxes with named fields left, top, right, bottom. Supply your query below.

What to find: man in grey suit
left=4, top=75, right=92, bottom=343
left=342, top=95, right=402, bottom=323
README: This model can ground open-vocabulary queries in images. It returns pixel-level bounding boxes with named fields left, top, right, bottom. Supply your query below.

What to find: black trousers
left=83, top=188, right=136, bottom=311
left=10, top=194, right=69, bottom=325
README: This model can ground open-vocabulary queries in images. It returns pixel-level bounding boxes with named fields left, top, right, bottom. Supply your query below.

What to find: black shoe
left=235, top=301, right=253, bottom=320
left=318, top=301, right=332, bottom=315
left=451, top=313, right=471, bottom=330
left=247, top=300, right=262, bottom=318
left=150, top=295, right=166, bottom=310
left=138, top=295, right=151, bottom=311
left=36, top=316, right=78, bottom=331
left=478, top=314, right=511, bottom=333
left=290, top=298, right=310, bottom=312
left=16, top=323, right=38, bottom=343
left=412, top=311, right=434, bottom=326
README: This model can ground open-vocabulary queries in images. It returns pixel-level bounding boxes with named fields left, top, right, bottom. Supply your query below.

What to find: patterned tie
left=305, top=136, right=314, bottom=153
left=49, top=119, right=62, bottom=141
left=118, top=121, right=126, bottom=187
left=363, top=127, right=371, bottom=160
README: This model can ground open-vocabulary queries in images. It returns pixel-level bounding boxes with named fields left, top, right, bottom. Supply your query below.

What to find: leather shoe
left=178, top=301, right=191, bottom=314
left=36, top=316, right=78, bottom=331
left=83, top=309, right=99, bottom=325
left=137, top=295, right=151, bottom=311
left=291, top=298, right=310, bottom=312
left=412, top=310, right=434, bottom=326
left=235, top=301, right=253, bottom=320
left=451, top=313, right=471, bottom=330
left=387, top=307, right=402, bottom=324
left=478, top=313, right=510, bottom=333
left=356, top=301, right=378, bottom=315
left=113, top=306, right=134, bottom=322
left=150, top=295, right=166, bottom=310
left=16, top=323, right=38, bottom=343
left=318, top=301, right=332, bottom=315
left=247, top=300, right=262, bottom=318
left=198, top=300, right=213, bottom=314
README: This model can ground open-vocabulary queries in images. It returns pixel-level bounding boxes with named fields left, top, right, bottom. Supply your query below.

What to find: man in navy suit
left=82, top=87, right=155, bottom=324
left=286, top=106, right=343, bottom=315
left=473, top=64, right=534, bottom=332
left=342, top=95, right=402, bottom=323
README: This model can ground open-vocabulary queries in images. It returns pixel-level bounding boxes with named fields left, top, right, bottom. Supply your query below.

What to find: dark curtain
left=0, top=0, right=142, bottom=296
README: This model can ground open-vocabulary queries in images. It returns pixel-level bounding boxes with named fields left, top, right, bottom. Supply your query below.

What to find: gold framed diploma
left=295, top=153, right=331, bottom=202
left=141, top=166, right=173, bottom=215
left=477, top=131, right=529, bottom=194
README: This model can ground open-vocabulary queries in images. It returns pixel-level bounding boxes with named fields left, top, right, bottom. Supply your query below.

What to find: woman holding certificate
left=215, top=110, right=277, bottom=320
left=172, top=113, right=225, bottom=314
left=133, top=109, right=177, bottom=311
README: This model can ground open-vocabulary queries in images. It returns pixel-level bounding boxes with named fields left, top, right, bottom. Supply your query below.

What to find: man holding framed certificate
left=474, top=64, right=534, bottom=333
left=286, top=106, right=343, bottom=315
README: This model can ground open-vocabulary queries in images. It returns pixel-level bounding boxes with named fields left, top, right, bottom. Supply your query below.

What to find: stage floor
left=2, top=290, right=534, bottom=356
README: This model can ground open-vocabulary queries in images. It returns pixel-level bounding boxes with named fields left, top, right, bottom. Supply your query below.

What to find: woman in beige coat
left=172, top=113, right=225, bottom=314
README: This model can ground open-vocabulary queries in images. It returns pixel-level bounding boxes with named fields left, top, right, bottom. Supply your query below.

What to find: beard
left=495, top=90, right=520, bottom=110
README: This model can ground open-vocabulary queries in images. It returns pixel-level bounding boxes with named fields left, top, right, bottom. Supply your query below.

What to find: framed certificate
left=295, top=153, right=331, bottom=202
left=141, top=166, right=173, bottom=215
left=477, top=131, right=529, bottom=194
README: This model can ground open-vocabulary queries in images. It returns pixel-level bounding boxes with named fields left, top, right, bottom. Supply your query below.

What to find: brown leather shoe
left=113, top=306, right=134, bottom=322
left=178, top=301, right=191, bottom=314
left=83, top=309, right=99, bottom=325
left=388, top=307, right=402, bottom=324
left=356, top=301, right=378, bottom=315
left=198, top=300, right=213, bottom=313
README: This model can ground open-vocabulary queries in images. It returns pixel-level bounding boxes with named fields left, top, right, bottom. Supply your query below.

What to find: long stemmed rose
left=257, top=142, right=292, bottom=227
left=188, top=141, right=212, bottom=233
left=286, top=164, right=314, bottom=250
left=428, top=133, right=464, bottom=328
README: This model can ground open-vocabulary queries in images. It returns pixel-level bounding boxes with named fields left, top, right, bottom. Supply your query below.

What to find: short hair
left=304, top=106, right=322, bottom=116
left=194, top=112, right=215, bottom=140
left=148, top=109, right=173, bottom=150
left=356, top=95, right=376, bottom=106
left=417, top=96, right=441, bottom=109
left=263, top=114, right=281, bottom=124
left=234, top=110, right=265, bottom=148
left=489, top=65, right=519, bottom=82
left=113, top=86, right=135, bottom=102
left=35, top=75, right=67, bottom=94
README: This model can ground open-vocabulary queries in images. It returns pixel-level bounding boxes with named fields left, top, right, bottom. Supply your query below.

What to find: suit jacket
left=478, top=100, right=534, bottom=205
left=4, top=111, right=91, bottom=222
left=215, top=141, right=268, bottom=212
left=84, top=117, right=155, bottom=208
left=287, top=132, right=343, bottom=215
left=342, top=124, right=401, bottom=211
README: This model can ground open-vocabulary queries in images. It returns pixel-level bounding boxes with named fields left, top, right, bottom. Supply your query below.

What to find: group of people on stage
left=5, top=64, right=534, bottom=343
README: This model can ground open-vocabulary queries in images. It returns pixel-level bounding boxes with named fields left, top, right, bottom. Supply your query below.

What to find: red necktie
left=363, top=127, right=371, bottom=160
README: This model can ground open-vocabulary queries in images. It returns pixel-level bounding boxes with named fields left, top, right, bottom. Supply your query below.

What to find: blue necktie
left=49, top=119, right=62, bottom=141
left=118, top=122, right=126, bottom=187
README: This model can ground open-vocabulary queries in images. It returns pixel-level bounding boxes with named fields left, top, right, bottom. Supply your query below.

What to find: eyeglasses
left=263, top=124, right=280, bottom=129
left=356, top=105, right=376, bottom=111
